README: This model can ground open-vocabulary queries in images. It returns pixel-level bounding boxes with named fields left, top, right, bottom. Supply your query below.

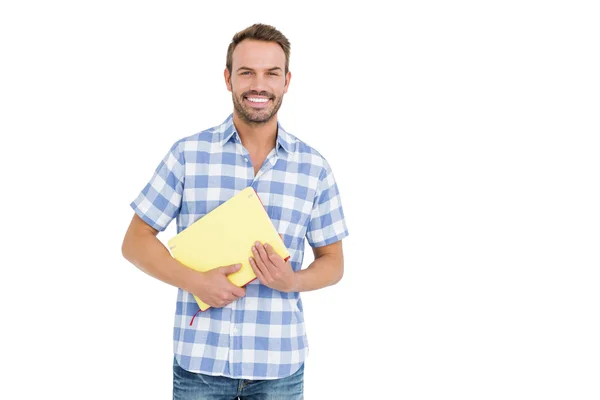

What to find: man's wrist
left=288, top=271, right=301, bottom=293
left=171, top=258, right=204, bottom=294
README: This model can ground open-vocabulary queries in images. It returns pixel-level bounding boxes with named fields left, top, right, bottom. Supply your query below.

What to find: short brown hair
left=226, top=23, right=291, bottom=74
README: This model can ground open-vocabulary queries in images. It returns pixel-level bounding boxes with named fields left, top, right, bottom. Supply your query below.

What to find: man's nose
left=249, top=74, right=268, bottom=92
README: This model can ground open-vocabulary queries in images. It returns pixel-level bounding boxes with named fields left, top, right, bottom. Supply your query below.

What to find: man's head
left=224, top=24, right=291, bottom=125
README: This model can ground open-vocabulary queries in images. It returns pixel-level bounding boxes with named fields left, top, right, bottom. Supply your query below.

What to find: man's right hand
left=192, top=263, right=246, bottom=308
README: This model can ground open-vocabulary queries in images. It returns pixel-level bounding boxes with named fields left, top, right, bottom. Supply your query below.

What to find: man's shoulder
left=287, top=132, right=331, bottom=171
left=169, top=125, right=222, bottom=153
left=174, top=115, right=237, bottom=148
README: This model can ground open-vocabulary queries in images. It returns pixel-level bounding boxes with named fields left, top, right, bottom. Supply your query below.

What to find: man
left=122, top=23, right=349, bottom=399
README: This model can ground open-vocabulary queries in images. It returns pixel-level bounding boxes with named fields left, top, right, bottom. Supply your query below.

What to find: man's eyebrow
left=236, top=66, right=283, bottom=72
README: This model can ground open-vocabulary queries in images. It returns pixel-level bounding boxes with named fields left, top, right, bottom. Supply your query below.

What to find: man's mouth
left=244, top=96, right=271, bottom=108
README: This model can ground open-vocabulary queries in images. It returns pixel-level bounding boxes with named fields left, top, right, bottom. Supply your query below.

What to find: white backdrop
left=1, top=1, right=599, bottom=399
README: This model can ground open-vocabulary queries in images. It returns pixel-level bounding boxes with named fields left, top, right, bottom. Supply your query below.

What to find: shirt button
left=233, top=326, right=238, bottom=334
left=244, top=157, right=248, bottom=162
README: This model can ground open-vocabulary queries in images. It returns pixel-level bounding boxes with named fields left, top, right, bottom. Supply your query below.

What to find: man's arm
left=293, top=240, right=344, bottom=292
left=121, top=213, right=245, bottom=307
left=122, top=214, right=197, bottom=291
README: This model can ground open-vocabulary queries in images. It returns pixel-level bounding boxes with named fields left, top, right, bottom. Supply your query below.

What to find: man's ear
left=224, top=68, right=232, bottom=92
left=284, top=71, right=292, bottom=94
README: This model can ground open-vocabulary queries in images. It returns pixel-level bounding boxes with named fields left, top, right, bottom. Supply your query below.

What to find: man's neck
left=233, top=112, right=278, bottom=153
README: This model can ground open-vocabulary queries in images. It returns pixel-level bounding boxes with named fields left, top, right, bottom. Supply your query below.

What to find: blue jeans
left=173, top=357, right=304, bottom=400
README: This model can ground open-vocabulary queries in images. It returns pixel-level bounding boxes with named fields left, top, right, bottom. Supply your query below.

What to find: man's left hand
left=249, top=241, right=297, bottom=292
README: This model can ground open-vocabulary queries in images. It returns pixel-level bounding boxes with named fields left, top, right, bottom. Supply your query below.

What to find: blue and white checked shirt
left=130, top=114, right=349, bottom=380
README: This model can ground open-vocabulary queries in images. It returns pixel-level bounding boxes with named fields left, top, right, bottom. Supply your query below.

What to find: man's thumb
left=219, top=263, right=242, bottom=274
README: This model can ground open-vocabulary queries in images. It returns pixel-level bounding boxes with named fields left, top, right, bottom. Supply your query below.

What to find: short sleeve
left=129, top=141, right=185, bottom=232
left=306, top=161, right=349, bottom=247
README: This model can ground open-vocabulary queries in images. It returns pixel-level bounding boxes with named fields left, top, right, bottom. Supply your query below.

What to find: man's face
left=225, top=40, right=291, bottom=124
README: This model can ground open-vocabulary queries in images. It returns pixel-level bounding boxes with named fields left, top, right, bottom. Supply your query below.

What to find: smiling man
left=229, top=42, right=286, bottom=126
left=122, top=23, right=349, bottom=399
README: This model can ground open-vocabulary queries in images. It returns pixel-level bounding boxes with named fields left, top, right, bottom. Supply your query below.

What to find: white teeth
left=247, top=97, right=269, bottom=103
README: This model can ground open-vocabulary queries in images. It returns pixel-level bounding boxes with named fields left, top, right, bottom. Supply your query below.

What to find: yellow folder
left=167, top=186, right=290, bottom=311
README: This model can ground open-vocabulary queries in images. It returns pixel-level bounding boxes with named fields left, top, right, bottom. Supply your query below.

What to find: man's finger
left=249, top=257, right=267, bottom=283
left=256, top=243, right=280, bottom=278
left=251, top=245, right=273, bottom=281
left=264, top=243, right=283, bottom=264
left=253, top=242, right=271, bottom=266
left=231, top=285, right=246, bottom=298
left=264, top=243, right=275, bottom=256
left=219, top=263, right=242, bottom=275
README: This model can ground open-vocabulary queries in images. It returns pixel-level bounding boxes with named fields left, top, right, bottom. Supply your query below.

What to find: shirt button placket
left=229, top=300, right=239, bottom=375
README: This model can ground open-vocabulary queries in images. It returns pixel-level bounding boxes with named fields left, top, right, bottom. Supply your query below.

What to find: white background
left=1, top=1, right=599, bottom=399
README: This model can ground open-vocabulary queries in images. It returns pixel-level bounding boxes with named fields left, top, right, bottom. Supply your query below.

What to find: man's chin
left=241, top=109, right=274, bottom=124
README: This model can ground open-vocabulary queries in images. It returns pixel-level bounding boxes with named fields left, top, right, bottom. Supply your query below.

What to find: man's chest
left=179, top=152, right=320, bottom=233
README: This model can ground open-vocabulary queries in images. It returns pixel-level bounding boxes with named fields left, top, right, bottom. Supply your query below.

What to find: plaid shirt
left=130, top=114, right=349, bottom=379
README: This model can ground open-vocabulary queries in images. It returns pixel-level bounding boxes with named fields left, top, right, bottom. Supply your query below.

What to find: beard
left=232, top=90, right=284, bottom=124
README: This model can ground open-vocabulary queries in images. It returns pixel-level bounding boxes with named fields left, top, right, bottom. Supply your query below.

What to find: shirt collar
left=219, top=113, right=294, bottom=154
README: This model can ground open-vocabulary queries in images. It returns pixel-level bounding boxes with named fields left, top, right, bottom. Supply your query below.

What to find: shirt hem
left=174, top=354, right=307, bottom=380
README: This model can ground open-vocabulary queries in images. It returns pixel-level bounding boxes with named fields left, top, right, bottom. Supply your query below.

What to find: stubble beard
left=233, top=91, right=284, bottom=125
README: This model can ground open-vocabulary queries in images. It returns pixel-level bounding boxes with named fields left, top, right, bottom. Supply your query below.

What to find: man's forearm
left=292, top=253, right=344, bottom=292
left=122, top=231, right=198, bottom=293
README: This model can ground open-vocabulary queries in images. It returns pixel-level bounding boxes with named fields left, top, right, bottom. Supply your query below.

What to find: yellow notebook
left=167, top=186, right=290, bottom=311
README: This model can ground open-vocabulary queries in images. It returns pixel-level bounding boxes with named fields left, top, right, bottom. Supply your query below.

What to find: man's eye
left=268, top=72, right=279, bottom=76
left=241, top=71, right=252, bottom=75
